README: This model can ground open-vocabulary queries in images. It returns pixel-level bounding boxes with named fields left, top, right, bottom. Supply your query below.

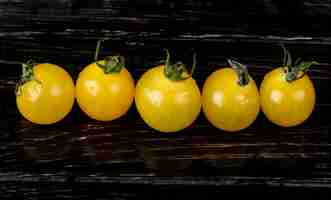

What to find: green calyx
left=15, top=60, right=41, bottom=96
left=94, top=39, right=125, bottom=74
left=96, top=55, right=125, bottom=74
left=21, top=60, right=35, bottom=84
left=227, top=59, right=250, bottom=86
left=163, top=49, right=196, bottom=81
left=281, top=44, right=318, bottom=82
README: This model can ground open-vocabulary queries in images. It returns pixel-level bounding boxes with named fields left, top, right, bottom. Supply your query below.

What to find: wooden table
left=0, top=0, right=331, bottom=198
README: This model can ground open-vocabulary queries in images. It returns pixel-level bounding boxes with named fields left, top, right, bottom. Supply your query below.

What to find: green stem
left=94, top=39, right=125, bottom=74
left=191, top=53, right=197, bottom=76
left=227, top=59, right=250, bottom=86
left=280, top=45, right=318, bottom=82
left=285, top=61, right=318, bottom=82
left=281, top=44, right=292, bottom=68
left=163, top=49, right=197, bottom=81
left=94, top=39, right=104, bottom=62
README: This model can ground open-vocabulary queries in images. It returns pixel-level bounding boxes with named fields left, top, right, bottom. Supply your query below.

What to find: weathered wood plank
left=1, top=0, right=331, bottom=196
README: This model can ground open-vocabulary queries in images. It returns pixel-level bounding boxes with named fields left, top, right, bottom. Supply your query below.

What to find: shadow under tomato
left=134, top=136, right=194, bottom=175
left=16, top=118, right=115, bottom=161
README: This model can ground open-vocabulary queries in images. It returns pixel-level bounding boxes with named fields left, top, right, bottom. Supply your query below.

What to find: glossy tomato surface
left=16, top=63, right=75, bottom=124
left=260, top=67, right=316, bottom=127
left=75, top=60, right=135, bottom=121
left=202, top=68, right=260, bottom=131
left=135, top=65, right=201, bottom=132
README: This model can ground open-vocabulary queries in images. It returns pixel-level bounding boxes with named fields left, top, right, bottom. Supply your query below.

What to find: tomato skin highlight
left=135, top=65, right=201, bottom=133
left=202, top=68, right=260, bottom=132
left=16, top=63, right=75, bottom=125
left=260, top=67, right=316, bottom=127
left=75, top=60, right=135, bottom=121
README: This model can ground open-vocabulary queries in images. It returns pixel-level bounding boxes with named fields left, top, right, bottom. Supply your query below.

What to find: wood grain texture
left=1, top=0, right=331, bottom=197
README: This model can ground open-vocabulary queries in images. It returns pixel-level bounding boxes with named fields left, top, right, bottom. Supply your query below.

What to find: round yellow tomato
left=202, top=60, right=260, bottom=132
left=16, top=63, right=75, bottom=125
left=76, top=58, right=135, bottom=121
left=135, top=62, right=201, bottom=132
left=260, top=67, right=315, bottom=127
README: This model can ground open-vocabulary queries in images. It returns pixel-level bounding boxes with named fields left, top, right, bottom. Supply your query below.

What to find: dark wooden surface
left=1, top=0, right=331, bottom=198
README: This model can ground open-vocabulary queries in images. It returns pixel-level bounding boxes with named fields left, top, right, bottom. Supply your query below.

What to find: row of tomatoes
left=16, top=44, right=316, bottom=132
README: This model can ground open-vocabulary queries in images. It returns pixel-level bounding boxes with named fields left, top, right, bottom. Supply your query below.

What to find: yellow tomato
left=260, top=67, right=315, bottom=127
left=76, top=59, right=135, bottom=121
left=202, top=60, right=260, bottom=132
left=135, top=64, right=201, bottom=133
left=16, top=63, right=75, bottom=125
